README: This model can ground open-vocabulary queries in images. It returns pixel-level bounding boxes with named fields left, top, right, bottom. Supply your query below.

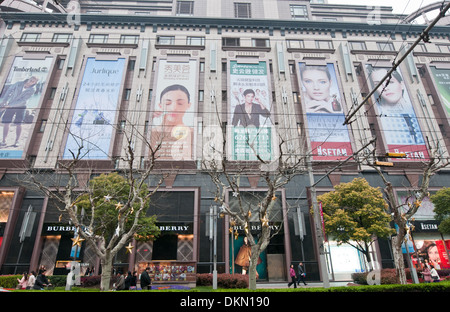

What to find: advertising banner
left=229, top=61, right=273, bottom=161
left=412, top=240, right=450, bottom=270
left=397, top=191, right=436, bottom=220
left=298, top=62, right=353, bottom=161
left=150, top=59, right=197, bottom=160
left=230, top=235, right=267, bottom=279
left=0, top=56, right=53, bottom=159
left=63, top=57, right=126, bottom=160
left=366, top=65, right=429, bottom=161
left=430, top=66, right=450, bottom=118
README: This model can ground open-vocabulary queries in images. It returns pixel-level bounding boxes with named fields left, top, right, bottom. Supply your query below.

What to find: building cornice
left=1, top=12, right=449, bottom=39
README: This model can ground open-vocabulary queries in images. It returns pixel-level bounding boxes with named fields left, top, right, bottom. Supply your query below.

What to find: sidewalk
left=256, top=281, right=351, bottom=289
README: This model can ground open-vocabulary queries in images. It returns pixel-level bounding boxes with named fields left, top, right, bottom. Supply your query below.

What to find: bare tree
left=25, top=120, right=166, bottom=291
left=202, top=117, right=308, bottom=289
left=362, top=140, right=449, bottom=284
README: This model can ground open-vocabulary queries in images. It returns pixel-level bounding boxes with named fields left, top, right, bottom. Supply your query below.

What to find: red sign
left=387, top=144, right=429, bottom=161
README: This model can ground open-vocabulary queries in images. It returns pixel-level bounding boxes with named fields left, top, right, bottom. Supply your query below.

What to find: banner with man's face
left=0, top=56, right=53, bottom=159
left=150, top=59, right=197, bottom=161
left=229, top=61, right=273, bottom=161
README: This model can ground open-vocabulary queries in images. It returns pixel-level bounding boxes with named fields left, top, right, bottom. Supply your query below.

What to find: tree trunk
left=100, top=253, right=113, bottom=291
left=248, top=246, right=259, bottom=290
left=363, top=249, right=373, bottom=271
left=391, top=236, right=407, bottom=284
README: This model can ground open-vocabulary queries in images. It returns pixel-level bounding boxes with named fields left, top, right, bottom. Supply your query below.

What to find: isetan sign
left=412, top=220, right=440, bottom=232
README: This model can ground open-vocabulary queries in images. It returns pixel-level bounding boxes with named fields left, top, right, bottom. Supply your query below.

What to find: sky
left=326, top=0, right=445, bottom=14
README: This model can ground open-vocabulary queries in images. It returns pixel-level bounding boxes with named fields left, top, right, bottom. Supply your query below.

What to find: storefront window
left=152, top=234, right=178, bottom=260
left=228, top=191, right=284, bottom=281
left=2, top=197, right=43, bottom=275
left=0, top=192, right=13, bottom=250
left=145, top=191, right=196, bottom=262
left=0, top=191, right=13, bottom=222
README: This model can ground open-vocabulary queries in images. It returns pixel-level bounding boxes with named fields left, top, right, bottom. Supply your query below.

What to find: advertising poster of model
left=298, top=62, right=353, bottom=161
left=63, top=57, right=126, bottom=160
left=0, top=56, right=53, bottom=159
left=150, top=59, right=197, bottom=161
left=366, top=65, right=429, bottom=161
left=229, top=61, right=273, bottom=161
left=412, top=240, right=450, bottom=270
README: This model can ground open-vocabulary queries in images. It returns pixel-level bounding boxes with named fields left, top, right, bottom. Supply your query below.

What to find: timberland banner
left=63, top=57, right=126, bottom=160
left=229, top=61, right=273, bottom=161
left=0, top=56, right=53, bottom=159
left=298, top=62, right=353, bottom=161
left=366, top=64, right=429, bottom=161
left=150, top=59, right=197, bottom=160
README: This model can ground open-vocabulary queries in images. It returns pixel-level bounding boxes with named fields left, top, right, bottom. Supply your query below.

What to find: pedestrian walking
left=140, top=267, right=152, bottom=290
left=297, top=262, right=307, bottom=286
left=288, top=264, right=297, bottom=288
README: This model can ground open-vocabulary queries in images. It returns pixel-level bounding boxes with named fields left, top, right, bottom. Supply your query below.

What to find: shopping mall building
left=0, top=0, right=449, bottom=283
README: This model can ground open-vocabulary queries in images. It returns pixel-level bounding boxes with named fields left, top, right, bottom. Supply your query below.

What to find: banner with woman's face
left=150, top=59, right=197, bottom=161
left=366, top=65, right=429, bottom=161
left=298, top=62, right=353, bottom=161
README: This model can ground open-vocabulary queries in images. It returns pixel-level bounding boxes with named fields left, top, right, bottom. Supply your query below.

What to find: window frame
left=88, top=34, right=109, bottom=44
left=290, top=4, right=308, bottom=20
left=120, top=35, right=139, bottom=45
left=20, top=33, right=41, bottom=42
left=157, top=36, right=175, bottom=45
left=234, top=2, right=251, bottom=18
left=176, top=0, right=194, bottom=16
left=222, top=37, right=240, bottom=47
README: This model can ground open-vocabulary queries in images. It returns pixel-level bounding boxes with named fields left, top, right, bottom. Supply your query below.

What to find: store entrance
left=152, top=234, right=178, bottom=260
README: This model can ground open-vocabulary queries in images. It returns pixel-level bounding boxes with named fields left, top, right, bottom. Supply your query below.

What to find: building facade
left=0, top=0, right=449, bottom=283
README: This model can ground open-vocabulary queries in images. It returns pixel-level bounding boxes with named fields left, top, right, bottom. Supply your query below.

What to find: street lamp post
left=210, top=205, right=218, bottom=289
left=307, top=157, right=330, bottom=288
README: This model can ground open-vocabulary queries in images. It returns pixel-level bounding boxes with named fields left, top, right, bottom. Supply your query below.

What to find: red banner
left=413, top=239, right=450, bottom=270
left=387, top=144, right=430, bottom=161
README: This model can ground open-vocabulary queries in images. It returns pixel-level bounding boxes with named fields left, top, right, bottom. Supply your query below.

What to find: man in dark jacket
left=231, top=89, right=270, bottom=128
left=297, top=262, right=307, bottom=286
left=140, top=267, right=152, bottom=290
left=33, top=268, right=52, bottom=290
